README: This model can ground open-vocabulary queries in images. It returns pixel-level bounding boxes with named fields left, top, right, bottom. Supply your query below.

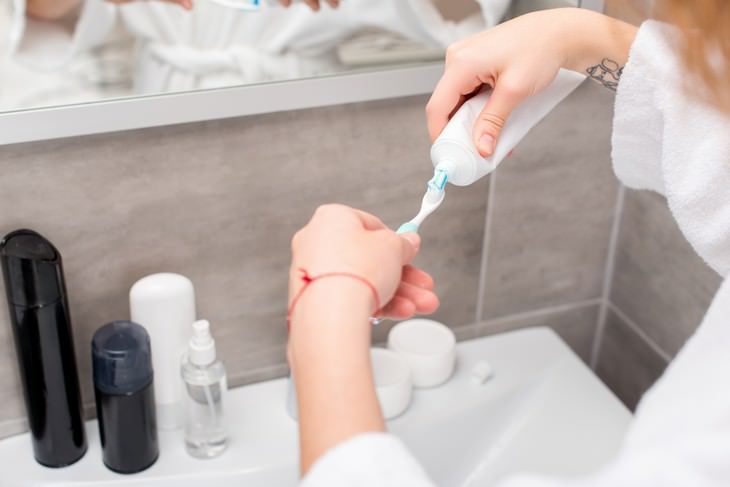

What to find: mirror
left=1, top=0, right=580, bottom=114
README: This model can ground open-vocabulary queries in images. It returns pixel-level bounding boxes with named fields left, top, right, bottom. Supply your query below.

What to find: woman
left=9, top=0, right=509, bottom=97
left=289, top=3, right=730, bottom=486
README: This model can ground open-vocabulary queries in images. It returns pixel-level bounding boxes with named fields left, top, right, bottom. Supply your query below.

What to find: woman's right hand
left=426, top=8, right=636, bottom=157
left=289, top=204, right=439, bottom=323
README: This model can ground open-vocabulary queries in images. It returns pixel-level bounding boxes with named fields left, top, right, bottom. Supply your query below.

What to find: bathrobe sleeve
left=612, top=21, right=730, bottom=276
left=301, top=433, right=437, bottom=487
left=10, top=0, right=116, bottom=71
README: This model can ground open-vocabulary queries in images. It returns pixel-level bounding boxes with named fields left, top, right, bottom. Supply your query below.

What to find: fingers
left=426, top=69, right=482, bottom=142
left=352, top=209, right=386, bottom=231
left=379, top=281, right=439, bottom=320
left=278, top=0, right=292, bottom=5
left=325, top=0, right=339, bottom=7
left=472, top=76, right=531, bottom=157
left=394, top=281, right=439, bottom=314
left=402, top=265, right=434, bottom=290
left=399, top=233, right=420, bottom=265
left=310, top=205, right=385, bottom=232
left=379, top=296, right=416, bottom=320
left=301, top=0, right=320, bottom=11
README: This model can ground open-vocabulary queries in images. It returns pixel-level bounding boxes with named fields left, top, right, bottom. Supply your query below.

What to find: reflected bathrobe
left=6, top=0, right=509, bottom=103
left=302, top=20, right=730, bottom=487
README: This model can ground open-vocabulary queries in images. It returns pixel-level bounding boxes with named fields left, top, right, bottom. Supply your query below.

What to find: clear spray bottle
left=181, top=319, right=228, bottom=458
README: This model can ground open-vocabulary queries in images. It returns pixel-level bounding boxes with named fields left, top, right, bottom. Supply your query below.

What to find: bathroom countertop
left=0, top=327, right=632, bottom=487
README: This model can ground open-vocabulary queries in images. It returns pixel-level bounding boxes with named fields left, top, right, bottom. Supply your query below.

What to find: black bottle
left=92, top=320, right=159, bottom=474
left=0, top=229, right=87, bottom=467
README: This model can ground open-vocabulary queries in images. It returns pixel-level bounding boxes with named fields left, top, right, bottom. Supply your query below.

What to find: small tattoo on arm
left=586, top=58, right=624, bottom=91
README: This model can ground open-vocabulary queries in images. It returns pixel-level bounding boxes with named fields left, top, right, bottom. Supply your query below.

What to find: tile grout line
left=608, top=301, right=672, bottom=363
left=590, top=184, right=626, bottom=369
left=477, top=297, right=602, bottom=330
left=474, top=171, right=498, bottom=323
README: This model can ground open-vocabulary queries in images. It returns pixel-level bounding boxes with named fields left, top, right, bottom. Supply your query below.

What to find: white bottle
left=130, top=273, right=196, bottom=430
left=431, top=69, right=586, bottom=187
left=181, top=320, right=228, bottom=459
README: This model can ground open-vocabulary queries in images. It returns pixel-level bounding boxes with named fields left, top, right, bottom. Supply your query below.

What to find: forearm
left=288, top=278, right=385, bottom=475
left=26, top=0, right=82, bottom=19
left=560, top=8, right=639, bottom=90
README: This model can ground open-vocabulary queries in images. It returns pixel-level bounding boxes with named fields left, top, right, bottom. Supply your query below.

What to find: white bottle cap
left=188, top=320, right=216, bottom=366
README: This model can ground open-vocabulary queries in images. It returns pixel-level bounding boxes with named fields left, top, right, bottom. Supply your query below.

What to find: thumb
left=399, top=233, right=420, bottom=265
left=472, top=81, right=529, bottom=157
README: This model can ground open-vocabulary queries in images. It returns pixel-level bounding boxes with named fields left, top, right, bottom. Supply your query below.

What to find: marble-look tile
left=0, top=94, right=488, bottom=434
left=611, top=190, right=722, bottom=356
left=480, top=82, right=619, bottom=319
left=595, top=308, right=669, bottom=410
left=476, top=302, right=600, bottom=364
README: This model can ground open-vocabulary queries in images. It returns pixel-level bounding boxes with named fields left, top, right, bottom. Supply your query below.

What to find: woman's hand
left=108, top=0, right=193, bottom=10
left=426, top=8, right=637, bottom=157
left=289, top=204, right=439, bottom=323
left=278, top=0, right=339, bottom=11
left=288, top=205, right=437, bottom=474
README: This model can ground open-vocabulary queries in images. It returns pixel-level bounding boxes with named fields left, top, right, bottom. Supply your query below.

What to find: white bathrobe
left=5, top=0, right=509, bottom=107
left=302, top=20, right=730, bottom=487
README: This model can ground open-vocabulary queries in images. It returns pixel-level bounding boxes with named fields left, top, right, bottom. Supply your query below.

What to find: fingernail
left=479, top=134, right=495, bottom=155
left=402, top=233, right=421, bottom=249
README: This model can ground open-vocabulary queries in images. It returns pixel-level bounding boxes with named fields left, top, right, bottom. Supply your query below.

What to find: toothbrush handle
left=397, top=222, right=420, bottom=234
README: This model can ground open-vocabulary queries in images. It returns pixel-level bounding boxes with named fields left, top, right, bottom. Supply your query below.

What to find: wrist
left=561, top=9, right=638, bottom=73
left=288, top=276, right=375, bottom=366
left=289, top=275, right=375, bottom=331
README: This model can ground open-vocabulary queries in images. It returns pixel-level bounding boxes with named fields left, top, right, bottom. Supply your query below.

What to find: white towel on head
left=612, top=21, right=730, bottom=276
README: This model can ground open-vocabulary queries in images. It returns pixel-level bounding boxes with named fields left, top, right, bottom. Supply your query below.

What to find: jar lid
left=92, top=321, right=153, bottom=395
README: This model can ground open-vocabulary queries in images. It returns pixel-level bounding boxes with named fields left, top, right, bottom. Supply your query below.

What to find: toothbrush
left=397, top=168, right=448, bottom=234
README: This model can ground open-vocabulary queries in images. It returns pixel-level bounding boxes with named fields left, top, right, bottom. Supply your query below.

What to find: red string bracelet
left=287, top=268, right=381, bottom=329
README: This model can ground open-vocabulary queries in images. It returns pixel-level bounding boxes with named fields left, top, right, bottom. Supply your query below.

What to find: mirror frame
left=0, top=0, right=602, bottom=146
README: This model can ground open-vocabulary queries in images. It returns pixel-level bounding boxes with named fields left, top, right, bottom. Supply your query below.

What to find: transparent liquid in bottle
left=181, top=360, right=228, bottom=458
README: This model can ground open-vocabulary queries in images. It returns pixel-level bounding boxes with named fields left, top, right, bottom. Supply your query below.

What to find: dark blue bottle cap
left=92, top=321, right=153, bottom=395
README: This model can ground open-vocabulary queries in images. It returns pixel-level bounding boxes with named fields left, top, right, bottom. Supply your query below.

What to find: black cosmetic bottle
left=0, top=229, right=87, bottom=467
left=92, top=320, right=159, bottom=474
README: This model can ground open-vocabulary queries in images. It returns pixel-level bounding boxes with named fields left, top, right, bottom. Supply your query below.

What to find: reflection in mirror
left=0, top=0, right=578, bottom=113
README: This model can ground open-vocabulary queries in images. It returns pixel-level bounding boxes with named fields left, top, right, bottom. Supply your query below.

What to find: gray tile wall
left=0, top=79, right=713, bottom=438
left=593, top=190, right=723, bottom=408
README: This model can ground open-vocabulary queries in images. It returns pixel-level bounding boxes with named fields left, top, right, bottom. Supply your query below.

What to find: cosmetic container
left=387, top=319, right=456, bottom=388
left=371, top=348, right=413, bottom=419
left=181, top=320, right=228, bottom=458
left=0, top=229, right=87, bottom=467
left=130, top=273, right=195, bottom=430
left=92, top=320, right=158, bottom=473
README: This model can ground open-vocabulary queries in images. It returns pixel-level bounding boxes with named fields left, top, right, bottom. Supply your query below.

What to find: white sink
left=0, top=327, right=632, bottom=487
